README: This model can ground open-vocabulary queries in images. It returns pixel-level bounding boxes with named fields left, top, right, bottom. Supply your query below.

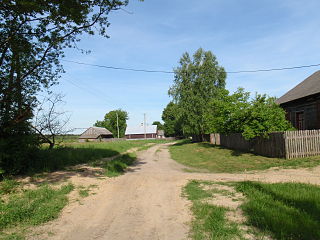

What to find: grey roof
left=125, top=125, right=157, bottom=135
left=277, top=70, right=320, bottom=105
left=79, top=127, right=113, bottom=139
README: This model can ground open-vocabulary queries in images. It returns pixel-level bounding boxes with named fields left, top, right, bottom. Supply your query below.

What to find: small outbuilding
left=157, top=129, right=165, bottom=139
left=79, top=127, right=113, bottom=142
left=125, top=125, right=157, bottom=139
left=277, top=70, right=320, bottom=130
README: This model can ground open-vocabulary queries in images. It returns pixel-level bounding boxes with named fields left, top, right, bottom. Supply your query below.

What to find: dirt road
left=31, top=143, right=320, bottom=240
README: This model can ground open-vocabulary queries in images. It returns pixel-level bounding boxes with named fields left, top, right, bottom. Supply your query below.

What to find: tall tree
left=169, top=48, right=226, bottom=139
left=0, top=0, right=132, bottom=174
left=162, top=102, right=183, bottom=137
left=95, top=109, right=128, bottom=138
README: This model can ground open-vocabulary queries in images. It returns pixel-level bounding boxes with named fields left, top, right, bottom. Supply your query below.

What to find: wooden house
left=276, top=71, right=320, bottom=130
left=79, top=127, right=113, bottom=142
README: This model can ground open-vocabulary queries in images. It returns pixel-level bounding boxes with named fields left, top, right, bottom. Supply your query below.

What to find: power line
left=62, top=59, right=320, bottom=74
left=62, top=59, right=174, bottom=74
left=227, top=63, right=320, bottom=73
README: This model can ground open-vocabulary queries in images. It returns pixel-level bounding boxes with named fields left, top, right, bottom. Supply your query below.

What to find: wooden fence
left=285, top=130, right=320, bottom=159
left=210, top=129, right=320, bottom=159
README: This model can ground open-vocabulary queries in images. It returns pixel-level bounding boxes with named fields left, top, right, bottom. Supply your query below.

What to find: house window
left=296, top=111, right=304, bottom=130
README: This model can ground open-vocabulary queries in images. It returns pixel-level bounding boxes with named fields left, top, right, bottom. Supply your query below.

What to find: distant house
left=125, top=125, right=157, bottom=139
left=276, top=71, right=320, bottom=130
left=79, top=127, right=113, bottom=142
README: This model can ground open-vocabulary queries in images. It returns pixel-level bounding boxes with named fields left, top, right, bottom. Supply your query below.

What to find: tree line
left=161, top=48, right=293, bottom=140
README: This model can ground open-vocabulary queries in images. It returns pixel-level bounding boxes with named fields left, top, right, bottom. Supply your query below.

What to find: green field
left=24, top=139, right=172, bottom=175
left=170, top=141, right=320, bottom=173
left=184, top=180, right=320, bottom=240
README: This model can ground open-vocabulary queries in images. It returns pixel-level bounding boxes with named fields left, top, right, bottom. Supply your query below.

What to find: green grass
left=0, top=183, right=74, bottom=239
left=184, top=180, right=320, bottom=240
left=170, top=141, right=320, bottom=173
left=77, top=184, right=98, bottom=198
left=0, top=179, right=20, bottom=194
left=91, top=153, right=137, bottom=177
left=235, top=181, right=320, bottom=240
left=78, top=188, right=90, bottom=198
left=183, top=180, right=243, bottom=240
left=55, top=135, right=80, bottom=143
left=24, top=139, right=171, bottom=175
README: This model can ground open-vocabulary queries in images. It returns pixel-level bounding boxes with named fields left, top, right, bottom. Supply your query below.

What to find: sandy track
left=30, top=143, right=320, bottom=240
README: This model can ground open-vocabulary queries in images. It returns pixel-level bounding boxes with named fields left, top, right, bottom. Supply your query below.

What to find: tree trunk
left=49, top=142, right=54, bottom=149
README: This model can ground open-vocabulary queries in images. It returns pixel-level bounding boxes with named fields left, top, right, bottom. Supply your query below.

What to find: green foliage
left=0, top=135, right=40, bottom=175
left=206, top=88, right=250, bottom=134
left=0, top=183, right=74, bottom=231
left=242, top=94, right=293, bottom=139
left=95, top=109, right=128, bottom=138
left=152, top=121, right=164, bottom=130
left=0, top=0, right=130, bottom=175
left=166, top=48, right=291, bottom=140
left=169, top=48, right=226, bottom=137
left=207, top=88, right=293, bottom=140
left=235, top=181, right=320, bottom=240
left=161, top=102, right=183, bottom=137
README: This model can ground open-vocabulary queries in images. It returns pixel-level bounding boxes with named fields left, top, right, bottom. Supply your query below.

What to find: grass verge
left=170, top=141, right=320, bottom=173
left=0, top=181, right=74, bottom=239
left=184, top=180, right=320, bottom=240
left=235, top=181, right=320, bottom=240
left=183, top=180, right=243, bottom=240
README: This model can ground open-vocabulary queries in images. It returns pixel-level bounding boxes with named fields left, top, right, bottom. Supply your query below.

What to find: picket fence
left=284, top=130, right=320, bottom=159
left=210, top=129, right=320, bottom=159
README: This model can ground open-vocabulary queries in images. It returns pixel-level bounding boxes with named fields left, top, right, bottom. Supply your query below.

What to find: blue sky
left=50, top=0, right=320, bottom=133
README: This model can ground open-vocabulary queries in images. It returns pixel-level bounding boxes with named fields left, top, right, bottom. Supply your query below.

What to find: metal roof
left=276, top=70, right=320, bottom=105
left=125, top=125, right=157, bottom=135
left=79, top=127, right=113, bottom=139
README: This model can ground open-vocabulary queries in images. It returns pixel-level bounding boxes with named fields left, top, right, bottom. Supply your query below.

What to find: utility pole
left=144, top=113, right=146, bottom=139
left=116, top=112, right=120, bottom=139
